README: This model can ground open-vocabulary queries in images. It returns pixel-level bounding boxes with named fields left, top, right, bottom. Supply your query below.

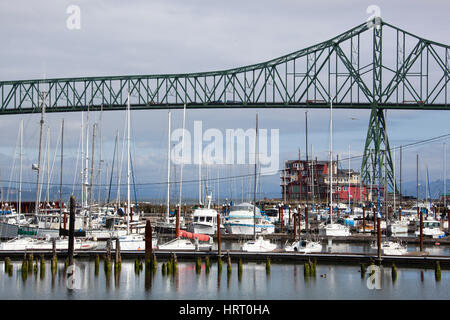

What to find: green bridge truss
left=0, top=19, right=449, bottom=192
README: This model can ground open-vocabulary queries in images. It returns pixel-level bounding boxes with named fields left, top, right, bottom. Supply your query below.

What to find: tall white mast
left=198, top=146, right=202, bottom=205
left=81, top=111, right=84, bottom=211
left=34, top=92, right=46, bottom=217
left=18, top=120, right=23, bottom=218
left=179, top=104, right=186, bottom=209
left=85, top=109, right=90, bottom=212
left=348, top=145, right=351, bottom=211
left=329, top=97, right=333, bottom=224
left=166, top=111, right=171, bottom=223
left=46, top=127, right=50, bottom=209
left=445, top=143, right=447, bottom=212
left=126, top=92, right=131, bottom=234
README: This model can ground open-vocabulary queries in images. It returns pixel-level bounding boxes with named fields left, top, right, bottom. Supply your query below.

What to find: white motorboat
left=0, top=237, right=97, bottom=251
left=192, top=195, right=222, bottom=235
left=240, top=236, right=277, bottom=252
left=223, top=203, right=275, bottom=235
left=415, top=217, right=446, bottom=239
left=111, top=233, right=158, bottom=251
left=320, top=223, right=351, bottom=237
left=285, top=239, right=322, bottom=253
left=371, top=240, right=407, bottom=256
left=157, top=237, right=197, bottom=250
left=388, top=220, right=409, bottom=234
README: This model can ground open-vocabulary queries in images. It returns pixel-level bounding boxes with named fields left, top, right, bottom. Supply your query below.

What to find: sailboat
left=112, top=92, right=157, bottom=251
left=158, top=105, right=213, bottom=251
left=240, top=114, right=277, bottom=252
left=320, top=97, right=351, bottom=237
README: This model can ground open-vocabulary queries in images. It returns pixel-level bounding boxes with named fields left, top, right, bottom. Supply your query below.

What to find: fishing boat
left=192, top=195, right=222, bottom=235
left=285, top=239, right=322, bottom=253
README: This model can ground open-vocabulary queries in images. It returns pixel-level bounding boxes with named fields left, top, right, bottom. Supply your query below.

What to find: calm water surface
left=0, top=259, right=448, bottom=300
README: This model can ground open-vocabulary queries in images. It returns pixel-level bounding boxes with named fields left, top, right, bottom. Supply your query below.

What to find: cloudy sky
left=0, top=0, right=449, bottom=202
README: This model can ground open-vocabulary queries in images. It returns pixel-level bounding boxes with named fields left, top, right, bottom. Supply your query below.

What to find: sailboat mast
left=85, top=108, right=90, bottom=212
left=35, top=93, right=46, bottom=216
left=59, top=120, right=64, bottom=226
left=253, top=113, right=258, bottom=240
left=126, top=92, right=131, bottom=234
left=329, top=97, right=333, bottom=224
left=179, top=104, right=186, bottom=210
left=81, top=112, right=84, bottom=212
left=18, top=120, right=23, bottom=218
left=166, top=111, right=171, bottom=223
left=348, top=145, right=351, bottom=211
left=198, top=147, right=202, bottom=205
left=445, top=143, right=447, bottom=214
left=89, top=123, right=97, bottom=229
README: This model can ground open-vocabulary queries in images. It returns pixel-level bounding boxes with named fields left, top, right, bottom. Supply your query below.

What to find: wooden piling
left=305, top=206, right=309, bottom=232
left=362, top=206, right=366, bottom=233
left=175, top=206, right=180, bottom=238
left=293, top=211, right=297, bottom=240
left=145, top=220, right=152, bottom=262
left=115, top=237, right=122, bottom=271
left=217, top=213, right=222, bottom=256
left=51, top=238, right=57, bottom=274
left=4, top=257, right=10, bottom=273
left=227, top=251, right=232, bottom=275
left=195, top=257, right=201, bottom=274
left=266, top=258, right=271, bottom=275
left=391, top=264, right=397, bottom=282
left=419, top=207, right=423, bottom=252
left=94, top=255, right=99, bottom=276
left=218, top=257, right=223, bottom=274
left=435, top=261, right=441, bottom=281
left=288, top=206, right=291, bottom=225
left=377, top=215, right=382, bottom=263
left=68, top=195, right=75, bottom=267
left=40, top=255, right=45, bottom=279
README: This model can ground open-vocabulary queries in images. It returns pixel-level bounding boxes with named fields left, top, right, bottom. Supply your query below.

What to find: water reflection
left=0, top=259, right=449, bottom=299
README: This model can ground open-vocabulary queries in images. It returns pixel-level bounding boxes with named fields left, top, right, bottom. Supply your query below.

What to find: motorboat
left=388, top=220, right=409, bottom=234
left=157, top=237, right=196, bottom=250
left=320, top=223, right=351, bottom=237
left=111, top=233, right=158, bottom=251
left=192, top=195, right=222, bottom=235
left=0, top=236, right=97, bottom=251
left=240, top=236, right=277, bottom=252
left=285, top=239, right=322, bottom=253
left=371, top=240, right=407, bottom=256
left=223, top=202, right=275, bottom=235
left=415, top=217, right=446, bottom=239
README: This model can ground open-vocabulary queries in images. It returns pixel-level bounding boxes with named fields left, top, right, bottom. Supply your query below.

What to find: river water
left=0, top=258, right=448, bottom=300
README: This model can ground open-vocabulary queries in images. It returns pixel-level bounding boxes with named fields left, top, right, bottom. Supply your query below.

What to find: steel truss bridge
left=0, top=18, right=449, bottom=192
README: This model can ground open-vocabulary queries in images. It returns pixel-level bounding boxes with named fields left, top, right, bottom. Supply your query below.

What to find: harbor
left=1, top=1, right=450, bottom=310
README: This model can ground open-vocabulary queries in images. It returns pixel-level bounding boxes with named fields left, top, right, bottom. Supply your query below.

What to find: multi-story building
left=280, top=159, right=369, bottom=203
